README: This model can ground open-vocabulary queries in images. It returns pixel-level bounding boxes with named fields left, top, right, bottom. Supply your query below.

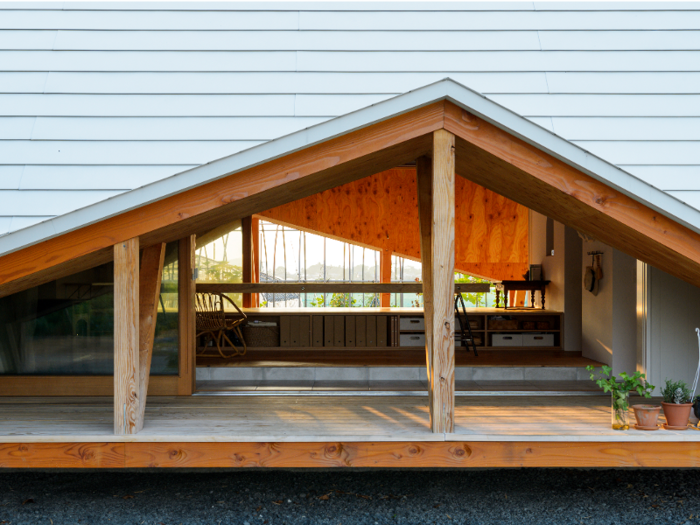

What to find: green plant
left=661, top=379, right=693, bottom=404
left=586, top=365, right=654, bottom=427
left=586, top=365, right=655, bottom=398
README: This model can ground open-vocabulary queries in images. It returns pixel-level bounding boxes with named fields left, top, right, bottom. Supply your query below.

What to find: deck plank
left=1, top=395, right=699, bottom=443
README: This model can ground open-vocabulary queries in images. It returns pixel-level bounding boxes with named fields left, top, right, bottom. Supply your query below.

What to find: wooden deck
left=2, top=396, right=700, bottom=468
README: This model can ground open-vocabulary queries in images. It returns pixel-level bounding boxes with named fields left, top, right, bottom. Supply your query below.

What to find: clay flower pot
left=662, top=402, right=693, bottom=429
left=632, top=404, right=661, bottom=429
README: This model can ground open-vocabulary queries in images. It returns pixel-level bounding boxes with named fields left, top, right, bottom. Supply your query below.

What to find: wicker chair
left=195, top=292, right=247, bottom=358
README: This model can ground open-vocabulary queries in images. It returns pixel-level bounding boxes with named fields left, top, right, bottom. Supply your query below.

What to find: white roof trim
left=1, top=77, right=699, bottom=257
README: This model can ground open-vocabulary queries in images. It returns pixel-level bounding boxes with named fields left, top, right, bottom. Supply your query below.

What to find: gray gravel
left=0, top=469, right=699, bottom=524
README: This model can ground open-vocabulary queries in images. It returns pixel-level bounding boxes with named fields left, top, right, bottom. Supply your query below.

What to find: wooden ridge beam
left=136, top=242, right=166, bottom=433
left=3, top=441, right=700, bottom=469
left=196, top=282, right=490, bottom=294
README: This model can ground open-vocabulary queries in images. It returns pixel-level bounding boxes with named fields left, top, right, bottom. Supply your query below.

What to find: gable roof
left=2, top=78, right=700, bottom=259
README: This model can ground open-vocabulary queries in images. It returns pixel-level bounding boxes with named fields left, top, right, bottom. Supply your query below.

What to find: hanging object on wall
left=584, top=251, right=604, bottom=296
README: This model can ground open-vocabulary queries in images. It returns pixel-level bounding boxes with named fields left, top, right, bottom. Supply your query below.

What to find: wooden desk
left=498, top=280, right=551, bottom=310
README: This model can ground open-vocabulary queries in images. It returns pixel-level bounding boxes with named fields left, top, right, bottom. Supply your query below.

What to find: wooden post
left=178, top=235, right=197, bottom=396
left=242, top=216, right=253, bottom=308
left=380, top=250, right=392, bottom=307
left=417, top=129, right=456, bottom=434
left=136, top=242, right=166, bottom=432
left=251, top=216, right=260, bottom=307
left=114, top=237, right=140, bottom=435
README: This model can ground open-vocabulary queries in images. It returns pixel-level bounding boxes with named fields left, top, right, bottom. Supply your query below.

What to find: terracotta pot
left=632, top=404, right=661, bottom=428
left=662, top=402, right=693, bottom=428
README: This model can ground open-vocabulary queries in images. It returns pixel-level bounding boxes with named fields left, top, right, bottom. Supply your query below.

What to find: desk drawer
left=400, top=317, right=425, bottom=331
left=522, top=333, right=554, bottom=347
left=492, top=334, right=523, bottom=347
left=400, top=333, right=426, bottom=347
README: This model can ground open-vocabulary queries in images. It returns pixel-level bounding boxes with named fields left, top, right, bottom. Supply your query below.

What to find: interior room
left=191, top=166, right=618, bottom=395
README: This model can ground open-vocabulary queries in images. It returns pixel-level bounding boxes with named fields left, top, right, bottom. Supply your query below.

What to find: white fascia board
left=2, top=77, right=700, bottom=258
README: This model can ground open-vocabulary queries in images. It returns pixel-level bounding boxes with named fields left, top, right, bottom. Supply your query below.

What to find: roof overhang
left=2, top=78, right=700, bottom=296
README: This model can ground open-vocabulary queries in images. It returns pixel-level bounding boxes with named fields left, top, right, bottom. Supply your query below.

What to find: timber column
left=114, top=237, right=140, bottom=435
left=417, top=129, right=456, bottom=433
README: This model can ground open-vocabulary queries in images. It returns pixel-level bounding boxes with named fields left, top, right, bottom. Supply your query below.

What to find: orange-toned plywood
left=3, top=441, right=700, bottom=469
left=259, top=168, right=528, bottom=281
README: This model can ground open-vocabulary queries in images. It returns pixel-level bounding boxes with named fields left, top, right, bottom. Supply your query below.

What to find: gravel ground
left=1, top=469, right=699, bottom=525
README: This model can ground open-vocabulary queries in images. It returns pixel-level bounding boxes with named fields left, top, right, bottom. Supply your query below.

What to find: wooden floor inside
left=3, top=396, right=700, bottom=468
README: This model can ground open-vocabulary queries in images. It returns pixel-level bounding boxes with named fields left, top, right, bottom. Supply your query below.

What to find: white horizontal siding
left=6, top=50, right=700, bottom=74
left=0, top=95, right=297, bottom=116
left=573, top=141, right=700, bottom=165
left=0, top=166, right=24, bottom=189
left=52, top=30, right=542, bottom=52
left=622, top=166, right=700, bottom=191
left=7, top=72, right=700, bottom=95
left=296, top=51, right=700, bottom=73
left=16, top=165, right=196, bottom=190
left=37, top=72, right=551, bottom=95
left=551, top=118, right=700, bottom=141
left=298, top=11, right=700, bottom=30
left=0, top=51, right=297, bottom=72
left=489, top=95, right=700, bottom=117
left=0, top=118, right=35, bottom=139
left=26, top=117, right=329, bottom=140
left=1, top=4, right=700, bottom=224
left=0, top=141, right=262, bottom=165
left=0, top=2, right=695, bottom=11
left=0, top=190, right=124, bottom=215
left=6, top=30, right=700, bottom=52
left=0, top=10, right=299, bottom=30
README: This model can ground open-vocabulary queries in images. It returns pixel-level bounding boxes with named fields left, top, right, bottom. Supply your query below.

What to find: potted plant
left=586, top=366, right=655, bottom=430
left=661, top=379, right=693, bottom=430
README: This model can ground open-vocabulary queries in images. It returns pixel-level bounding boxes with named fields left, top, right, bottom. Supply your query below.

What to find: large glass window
left=0, top=242, right=179, bottom=375
left=258, top=220, right=381, bottom=308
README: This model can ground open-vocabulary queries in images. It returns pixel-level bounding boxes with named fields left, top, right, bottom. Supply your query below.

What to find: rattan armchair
left=195, top=292, right=247, bottom=358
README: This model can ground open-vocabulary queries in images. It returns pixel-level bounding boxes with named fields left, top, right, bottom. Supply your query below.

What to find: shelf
left=487, top=329, right=560, bottom=333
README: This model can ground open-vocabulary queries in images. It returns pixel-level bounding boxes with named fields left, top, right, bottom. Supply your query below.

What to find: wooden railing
left=195, top=282, right=491, bottom=294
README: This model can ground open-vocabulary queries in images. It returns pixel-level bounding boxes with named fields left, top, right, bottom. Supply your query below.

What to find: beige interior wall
left=529, top=211, right=582, bottom=352
left=580, top=241, right=637, bottom=373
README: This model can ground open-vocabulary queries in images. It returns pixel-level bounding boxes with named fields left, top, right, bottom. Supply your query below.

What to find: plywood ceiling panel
left=259, top=167, right=529, bottom=281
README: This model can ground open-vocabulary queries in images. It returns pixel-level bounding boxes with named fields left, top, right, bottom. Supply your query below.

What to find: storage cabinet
left=214, top=308, right=564, bottom=353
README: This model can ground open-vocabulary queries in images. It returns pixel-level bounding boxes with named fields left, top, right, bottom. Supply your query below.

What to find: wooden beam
left=242, top=216, right=253, bottom=308
left=0, top=376, right=181, bottom=397
left=380, top=250, right=392, bottom=307
left=416, top=154, right=435, bottom=423
left=136, top=243, right=166, bottom=432
left=5, top=441, right=700, bottom=469
left=0, top=103, right=442, bottom=299
left=428, top=130, right=456, bottom=433
left=178, top=235, right=197, bottom=396
left=196, top=283, right=489, bottom=294
left=114, top=237, right=140, bottom=435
